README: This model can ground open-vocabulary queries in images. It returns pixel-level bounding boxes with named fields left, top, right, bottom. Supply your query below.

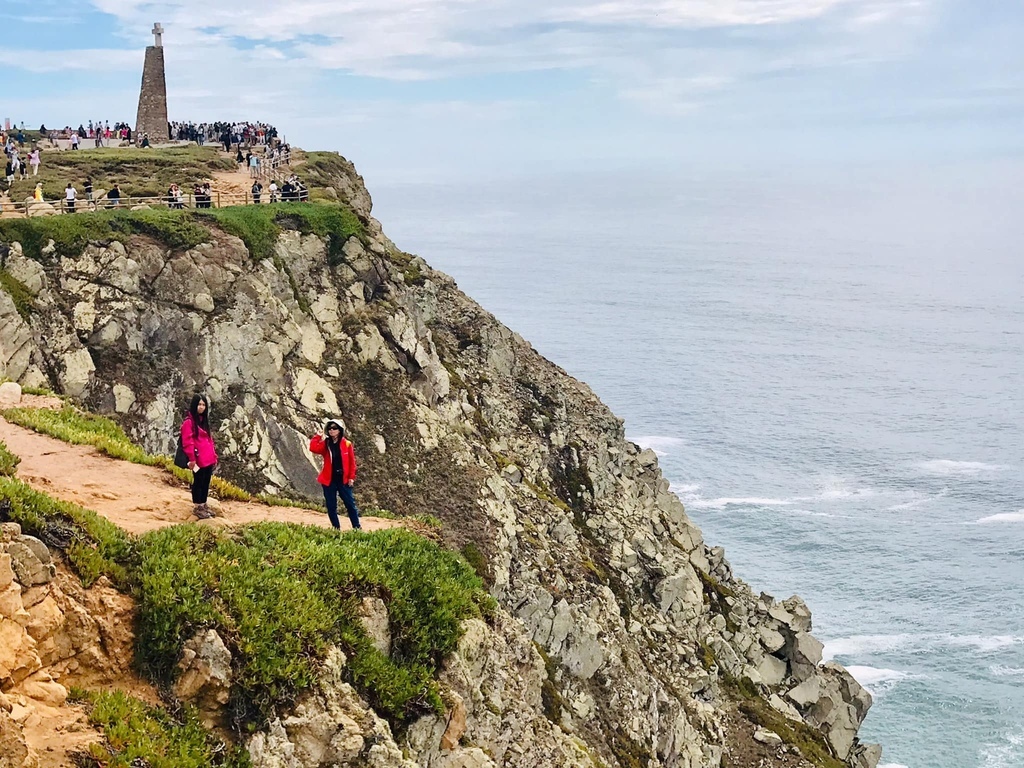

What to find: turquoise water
left=374, top=163, right=1024, bottom=768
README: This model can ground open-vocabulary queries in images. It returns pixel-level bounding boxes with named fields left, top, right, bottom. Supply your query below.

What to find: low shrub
left=0, top=474, right=132, bottom=586
left=0, top=440, right=20, bottom=476
left=134, top=523, right=489, bottom=727
left=71, top=688, right=250, bottom=768
left=0, top=270, right=35, bottom=319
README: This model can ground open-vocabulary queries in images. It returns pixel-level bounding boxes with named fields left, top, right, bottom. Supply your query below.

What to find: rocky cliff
left=0, top=154, right=882, bottom=768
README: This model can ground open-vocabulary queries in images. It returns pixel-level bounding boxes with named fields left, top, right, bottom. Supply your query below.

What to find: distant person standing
left=180, top=393, right=218, bottom=520
left=309, top=418, right=361, bottom=530
left=70, top=133, right=79, bottom=150
left=269, top=180, right=278, bottom=203
left=106, top=183, right=120, bottom=208
left=248, top=152, right=259, bottom=178
left=251, top=180, right=262, bottom=204
left=64, top=183, right=77, bottom=213
left=29, top=148, right=40, bottom=176
left=84, top=179, right=94, bottom=208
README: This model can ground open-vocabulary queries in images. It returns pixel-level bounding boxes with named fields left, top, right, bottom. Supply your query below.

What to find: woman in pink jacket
left=180, top=394, right=218, bottom=520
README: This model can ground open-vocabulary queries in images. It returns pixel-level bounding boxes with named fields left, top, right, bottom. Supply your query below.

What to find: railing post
left=217, top=191, right=221, bottom=208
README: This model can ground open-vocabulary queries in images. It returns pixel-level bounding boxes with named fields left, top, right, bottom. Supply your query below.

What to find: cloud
left=0, top=48, right=138, bottom=72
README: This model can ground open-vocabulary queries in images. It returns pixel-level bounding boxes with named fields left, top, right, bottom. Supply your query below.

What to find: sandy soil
left=0, top=409, right=399, bottom=535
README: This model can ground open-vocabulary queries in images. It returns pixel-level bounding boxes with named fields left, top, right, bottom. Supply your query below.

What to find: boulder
left=357, top=597, right=391, bottom=656
left=785, top=676, right=821, bottom=709
left=756, top=654, right=788, bottom=687
left=173, top=630, right=233, bottom=727
left=0, top=382, right=21, bottom=408
left=753, top=727, right=783, bottom=745
left=787, top=631, right=823, bottom=682
left=850, top=742, right=883, bottom=768
left=6, top=541, right=53, bottom=587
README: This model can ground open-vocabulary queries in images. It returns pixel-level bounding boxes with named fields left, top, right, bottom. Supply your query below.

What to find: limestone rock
left=6, top=541, right=53, bottom=588
left=0, top=382, right=21, bottom=408
left=756, top=654, right=787, bottom=687
left=753, top=727, right=783, bottom=745
left=247, top=647, right=417, bottom=768
left=787, top=631, right=823, bottom=682
left=357, top=597, right=392, bottom=656
left=173, top=630, right=233, bottom=727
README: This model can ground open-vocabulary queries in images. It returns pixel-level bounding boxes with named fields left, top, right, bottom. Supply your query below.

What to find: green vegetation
left=0, top=469, right=132, bottom=587
left=0, top=202, right=364, bottom=265
left=726, top=677, right=845, bottom=768
left=6, top=145, right=235, bottom=200
left=197, top=202, right=362, bottom=262
left=0, top=269, right=34, bottom=319
left=609, top=729, right=655, bottom=768
left=459, top=541, right=489, bottom=583
left=135, top=523, right=491, bottom=726
left=72, top=688, right=250, bottom=768
left=0, top=440, right=20, bottom=477
left=3, top=424, right=492, bottom=732
left=535, top=644, right=565, bottom=725
left=0, top=404, right=316, bottom=509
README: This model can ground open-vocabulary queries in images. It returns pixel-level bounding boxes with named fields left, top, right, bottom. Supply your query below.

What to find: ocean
left=372, top=161, right=1024, bottom=768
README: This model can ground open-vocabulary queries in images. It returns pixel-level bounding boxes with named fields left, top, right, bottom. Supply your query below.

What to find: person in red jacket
left=181, top=393, right=218, bottom=520
left=309, top=417, right=361, bottom=530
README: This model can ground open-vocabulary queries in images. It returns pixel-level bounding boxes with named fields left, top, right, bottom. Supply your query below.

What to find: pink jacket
left=181, top=414, right=218, bottom=468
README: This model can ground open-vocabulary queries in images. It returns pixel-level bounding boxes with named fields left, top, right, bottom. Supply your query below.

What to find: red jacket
left=309, top=434, right=357, bottom=486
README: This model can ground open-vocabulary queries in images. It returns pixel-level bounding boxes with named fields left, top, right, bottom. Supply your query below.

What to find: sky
left=1, top=0, right=1022, bottom=180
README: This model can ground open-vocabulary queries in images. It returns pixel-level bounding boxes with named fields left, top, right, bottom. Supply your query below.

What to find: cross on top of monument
left=152, top=22, right=164, bottom=47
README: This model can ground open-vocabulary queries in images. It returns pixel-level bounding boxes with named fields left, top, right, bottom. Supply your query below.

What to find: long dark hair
left=187, top=393, right=210, bottom=438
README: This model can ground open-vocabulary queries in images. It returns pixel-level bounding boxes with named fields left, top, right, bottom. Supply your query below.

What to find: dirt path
left=0, top=411, right=399, bottom=536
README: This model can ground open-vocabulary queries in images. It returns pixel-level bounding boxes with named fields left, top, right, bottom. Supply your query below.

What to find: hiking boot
left=200, top=503, right=215, bottom=518
left=193, top=505, right=213, bottom=520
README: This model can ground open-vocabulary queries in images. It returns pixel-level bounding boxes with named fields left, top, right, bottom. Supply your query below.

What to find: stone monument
left=135, top=23, right=169, bottom=142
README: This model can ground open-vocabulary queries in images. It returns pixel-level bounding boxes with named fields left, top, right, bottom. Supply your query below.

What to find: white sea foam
left=845, top=666, right=910, bottom=697
left=824, top=633, right=1024, bottom=660
left=879, top=764, right=910, bottom=768
left=888, top=488, right=949, bottom=512
left=990, top=665, right=1024, bottom=679
left=630, top=435, right=685, bottom=456
left=917, top=459, right=1008, bottom=476
left=670, top=483, right=701, bottom=495
left=979, top=727, right=1024, bottom=768
left=686, top=496, right=793, bottom=510
left=975, top=511, right=1024, bottom=525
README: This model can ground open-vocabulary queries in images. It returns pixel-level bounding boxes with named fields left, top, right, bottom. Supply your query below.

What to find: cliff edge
left=0, top=149, right=881, bottom=768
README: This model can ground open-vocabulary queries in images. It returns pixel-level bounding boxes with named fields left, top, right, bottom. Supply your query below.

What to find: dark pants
left=322, top=479, right=361, bottom=530
left=191, top=465, right=214, bottom=504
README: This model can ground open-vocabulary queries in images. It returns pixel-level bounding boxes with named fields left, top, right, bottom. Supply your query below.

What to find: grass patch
left=134, top=523, right=490, bottom=727
left=71, top=688, right=249, bottom=768
left=0, top=404, right=313, bottom=508
left=0, top=472, right=132, bottom=587
left=198, top=203, right=363, bottom=262
left=0, top=201, right=364, bottom=270
left=0, top=269, right=35, bottom=319
left=5, top=145, right=236, bottom=201
left=0, top=440, right=20, bottom=477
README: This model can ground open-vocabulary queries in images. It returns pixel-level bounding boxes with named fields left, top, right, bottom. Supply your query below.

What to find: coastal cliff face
left=0, top=156, right=881, bottom=768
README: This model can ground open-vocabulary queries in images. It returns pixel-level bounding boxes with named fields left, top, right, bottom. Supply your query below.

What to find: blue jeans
left=323, top=480, right=361, bottom=530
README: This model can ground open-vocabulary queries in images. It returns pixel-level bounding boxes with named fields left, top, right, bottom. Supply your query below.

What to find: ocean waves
left=825, top=633, right=1024, bottom=658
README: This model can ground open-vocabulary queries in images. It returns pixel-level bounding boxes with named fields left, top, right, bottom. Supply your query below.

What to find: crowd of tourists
left=170, top=120, right=279, bottom=149
left=3, top=137, right=41, bottom=188
left=179, top=394, right=361, bottom=529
